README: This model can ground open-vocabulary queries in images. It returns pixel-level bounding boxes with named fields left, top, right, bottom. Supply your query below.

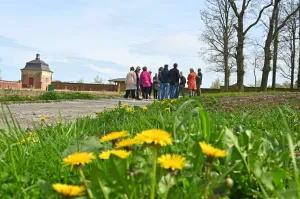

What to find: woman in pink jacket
left=139, top=66, right=151, bottom=100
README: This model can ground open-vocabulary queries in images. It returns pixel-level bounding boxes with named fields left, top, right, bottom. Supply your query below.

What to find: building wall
left=41, top=71, right=53, bottom=90
left=52, top=82, right=118, bottom=91
left=21, top=70, right=52, bottom=90
left=21, top=70, right=42, bottom=89
left=0, top=80, right=22, bottom=89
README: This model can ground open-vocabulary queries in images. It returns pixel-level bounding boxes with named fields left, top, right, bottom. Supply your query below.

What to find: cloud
left=0, top=35, right=40, bottom=52
left=129, top=33, right=200, bottom=57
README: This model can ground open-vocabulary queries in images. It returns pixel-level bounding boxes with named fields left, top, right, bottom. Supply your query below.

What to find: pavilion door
left=29, top=77, right=34, bottom=87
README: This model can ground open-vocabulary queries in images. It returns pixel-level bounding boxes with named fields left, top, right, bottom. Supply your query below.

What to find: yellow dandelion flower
left=171, top=99, right=176, bottom=103
left=126, top=107, right=135, bottom=113
left=134, top=129, right=172, bottom=146
left=99, top=149, right=131, bottom=159
left=99, top=151, right=111, bottom=160
left=57, top=121, right=64, bottom=125
left=26, top=137, right=31, bottom=141
left=115, top=139, right=137, bottom=149
left=53, top=183, right=85, bottom=197
left=20, top=139, right=26, bottom=144
left=95, top=111, right=101, bottom=115
left=199, top=142, right=227, bottom=158
left=141, top=106, right=148, bottom=111
left=29, top=132, right=35, bottom=136
left=40, top=116, right=46, bottom=122
left=100, top=131, right=128, bottom=143
left=63, top=152, right=96, bottom=170
left=120, top=103, right=129, bottom=108
left=158, top=154, right=187, bottom=170
left=165, top=107, right=170, bottom=111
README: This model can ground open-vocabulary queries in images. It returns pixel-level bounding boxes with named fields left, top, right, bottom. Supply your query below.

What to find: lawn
left=0, top=89, right=123, bottom=103
left=0, top=94, right=299, bottom=199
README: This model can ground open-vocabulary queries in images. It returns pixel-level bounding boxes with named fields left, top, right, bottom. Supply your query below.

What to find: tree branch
left=244, top=2, right=273, bottom=35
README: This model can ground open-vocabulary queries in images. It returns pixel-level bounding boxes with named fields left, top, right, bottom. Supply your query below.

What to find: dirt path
left=0, top=99, right=152, bottom=129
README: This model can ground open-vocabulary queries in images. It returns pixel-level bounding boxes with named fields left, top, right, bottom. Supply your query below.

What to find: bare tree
left=260, top=0, right=300, bottom=91
left=77, top=78, right=84, bottom=83
left=228, top=0, right=272, bottom=92
left=277, top=1, right=299, bottom=90
left=200, top=0, right=236, bottom=92
left=248, top=48, right=264, bottom=90
left=94, top=75, right=104, bottom=84
left=210, top=78, right=221, bottom=88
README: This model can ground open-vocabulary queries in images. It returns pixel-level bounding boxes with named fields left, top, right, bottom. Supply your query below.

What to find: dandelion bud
left=225, top=177, right=234, bottom=188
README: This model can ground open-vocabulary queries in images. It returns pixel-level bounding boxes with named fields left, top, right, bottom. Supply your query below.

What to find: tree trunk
left=261, top=1, right=279, bottom=91
left=272, top=6, right=279, bottom=90
left=261, top=38, right=273, bottom=91
left=291, top=20, right=296, bottom=90
left=298, top=0, right=300, bottom=90
left=224, top=44, right=230, bottom=92
left=236, top=18, right=245, bottom=92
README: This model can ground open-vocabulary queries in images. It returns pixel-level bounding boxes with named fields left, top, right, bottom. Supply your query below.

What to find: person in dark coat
left=135, top=66, right=141, bottom=100
left=169, top=63, right=180, bottom=99
left=157, top=67, right=163, bottom=100
left=153, top=73, right=159, bottom=99
left=179, top=71, right=186, bottom=98
left=196, top=68, right=203, bottom=96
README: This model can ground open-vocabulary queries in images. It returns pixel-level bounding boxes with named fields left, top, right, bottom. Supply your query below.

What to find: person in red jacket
left=139, top=66, right=151, bottom=100
left=187, top=68, right=197, bottom=97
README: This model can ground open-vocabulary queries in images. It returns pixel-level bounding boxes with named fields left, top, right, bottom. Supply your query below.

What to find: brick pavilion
left=21, top=54, right=53, bottom=90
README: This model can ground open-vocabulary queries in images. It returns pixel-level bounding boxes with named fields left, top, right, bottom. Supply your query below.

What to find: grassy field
left=0, top=93, right=300, bottom=198
left=0, top=89, right=123, bottom=102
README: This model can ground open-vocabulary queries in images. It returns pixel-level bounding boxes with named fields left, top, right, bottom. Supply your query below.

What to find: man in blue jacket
left=159, top=64, right=170, bottom=100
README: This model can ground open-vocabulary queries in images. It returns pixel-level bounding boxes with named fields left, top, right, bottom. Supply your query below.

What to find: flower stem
left=163, top=174, right=172, bottom=199
left=150, top=147, right=158, bottom=199
left=79, top=168, right=94, bottom=199
left=204, top=161, right=212, bottom=199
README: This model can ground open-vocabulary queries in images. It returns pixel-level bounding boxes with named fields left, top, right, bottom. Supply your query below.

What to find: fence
left=52, top=82, right=118, bottom=92
left=0, top=80, right=22, bottom=89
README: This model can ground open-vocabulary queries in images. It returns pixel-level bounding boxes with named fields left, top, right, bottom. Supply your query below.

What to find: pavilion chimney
left=36, top=54, right=40, bottom=60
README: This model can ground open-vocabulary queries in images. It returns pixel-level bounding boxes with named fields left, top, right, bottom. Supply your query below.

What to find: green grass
left=0, top=90, right=124, bottom=103
left=0, top=96, right=299, bottom=198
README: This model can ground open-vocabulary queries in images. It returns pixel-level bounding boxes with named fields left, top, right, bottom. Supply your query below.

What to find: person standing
left=124, top=67, right=137, bottom=99
left=153, top=73, right=159, bottom=99
left=157, top=67, right=163, bottom=100
left=149, top=71, right=153, bottom=99
left=159, top=64, right=170, bottom=100
left=179, top=71, right=186, bottom=98
left=187, top=68, right=197, bottom=97
left=140, top=66, right=151, bottom=100
left=196, top=68, right=203, bottom=96
left=169, top=63, right=180, bottom=99
left=135, top=66, right=141, bottom=100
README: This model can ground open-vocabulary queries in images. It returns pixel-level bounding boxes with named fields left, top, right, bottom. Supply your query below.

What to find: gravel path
left=0, top=99, right=152, bottom=129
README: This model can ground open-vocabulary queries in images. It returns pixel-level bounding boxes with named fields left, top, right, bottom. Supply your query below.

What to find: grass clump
left=0, top=96, right=300, bottom=198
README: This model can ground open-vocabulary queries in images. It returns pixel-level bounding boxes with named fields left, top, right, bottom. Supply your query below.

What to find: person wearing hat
left=134, top=66, right=141, bottom=100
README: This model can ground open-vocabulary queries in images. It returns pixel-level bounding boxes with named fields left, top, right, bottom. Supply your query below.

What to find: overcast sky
left=0, top=0, right=282, bottom=88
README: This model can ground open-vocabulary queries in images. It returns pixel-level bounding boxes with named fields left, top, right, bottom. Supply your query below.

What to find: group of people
left=124, top=64, right=203, bottom=101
